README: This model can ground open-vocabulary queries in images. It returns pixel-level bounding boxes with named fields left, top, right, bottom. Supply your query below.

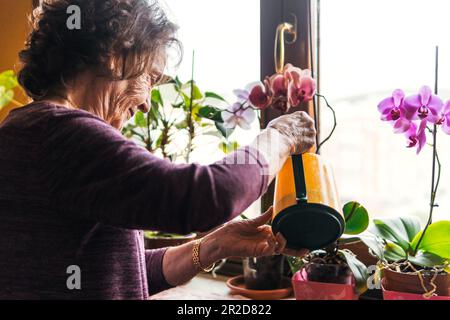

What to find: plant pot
left=382, top=278, right=450, bottom=300
left=243, top=256, right=285, bottom=290
left=292, top=269, right=358, bottom=300
left=382, top=268, right=450, bottom=298
left=144, top=232, right=197, bottom=250
left=340, top=240, right=378, bottom=267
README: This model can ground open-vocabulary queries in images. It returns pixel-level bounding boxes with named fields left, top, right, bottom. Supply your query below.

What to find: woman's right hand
left=267, top=111, right=316, bottom=155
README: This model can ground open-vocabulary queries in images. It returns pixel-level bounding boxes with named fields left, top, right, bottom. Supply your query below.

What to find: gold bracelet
left=192, top=239, right=216, bottom=273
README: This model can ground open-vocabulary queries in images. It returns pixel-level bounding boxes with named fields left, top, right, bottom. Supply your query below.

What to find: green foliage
left=339, top=250, right=369, bottom=294
left=360, top=216, right=449, bottom=271
left=343, top=201, right=369, bottom=235
left=122, top=77, right=233, bottom=161
left=372, top=216, right=421, bottom=252
left=0, top=70, right=19, bottom=109
left=410, top=221, right=450, bottom=260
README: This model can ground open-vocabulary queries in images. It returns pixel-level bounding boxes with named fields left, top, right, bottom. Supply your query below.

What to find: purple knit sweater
left=0, top=102, right=268, bottom=300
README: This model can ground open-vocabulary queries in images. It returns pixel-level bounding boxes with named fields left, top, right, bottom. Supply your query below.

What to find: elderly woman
left=0, top=0, right=316, bottom=299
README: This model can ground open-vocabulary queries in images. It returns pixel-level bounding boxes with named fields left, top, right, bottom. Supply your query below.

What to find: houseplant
left=371, top=83, right=450, bottom=299
left=288, top=201, right=370, bottom=300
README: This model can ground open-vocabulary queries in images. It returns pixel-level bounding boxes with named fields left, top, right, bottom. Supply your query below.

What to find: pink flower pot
left=382, top=278, right=450, bottom=300
left=292, top=270, right=358, bottom=300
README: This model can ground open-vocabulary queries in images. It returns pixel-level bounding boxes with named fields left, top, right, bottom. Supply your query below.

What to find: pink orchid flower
left=377, top=89, right=411, bottom=133
left=437, top=100, right=450, bottom=135
left=265, top=74, right=291, bottom=113
left=222, top=102, right=256, bottom=130
left=287, top=68, right=317, bottom=106
left=404, top=86, right=443, bottom=123
left=248, top=64, right=316, bottom=112
left=249, top=83, right=271, bottom=110
left=405, top=120, right=427, bottom=154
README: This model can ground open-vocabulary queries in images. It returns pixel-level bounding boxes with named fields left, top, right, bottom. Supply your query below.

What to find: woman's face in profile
left=109, top=73, right=152, bottom=129
left=107, top=55, right=165, bottom=130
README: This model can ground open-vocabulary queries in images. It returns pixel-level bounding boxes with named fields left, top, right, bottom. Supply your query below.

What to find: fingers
left=275, top=232, right=309, bottom=257
left=275, top=232, right=287, bottom=255
left=249, top=207, right=273, bottom=227
left=267, top=111, right=317, bottom=155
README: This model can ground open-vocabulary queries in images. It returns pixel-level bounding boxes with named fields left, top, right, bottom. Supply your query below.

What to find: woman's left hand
left=201, top=207, right=309, bottom=261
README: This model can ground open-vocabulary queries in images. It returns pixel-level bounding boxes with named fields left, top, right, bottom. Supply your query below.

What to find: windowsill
left=149, top=272, right=383, bottom=300
left=150, top=273, right=251, bottom=300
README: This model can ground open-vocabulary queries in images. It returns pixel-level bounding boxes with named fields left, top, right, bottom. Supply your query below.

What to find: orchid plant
left=216, top=64, right=317, bottom=131
left=122, top=76, right=240, bottom=162
left=373, top=86, right=450, bottom=275
left=288, top=201, right=371, bottom=294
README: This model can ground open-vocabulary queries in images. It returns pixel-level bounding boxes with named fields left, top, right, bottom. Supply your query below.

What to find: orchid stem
left=413, top=46, right=440, bottom=256
left=316, top=94, right=337, bottom=153
left=413, top=124, right=439, bottom=256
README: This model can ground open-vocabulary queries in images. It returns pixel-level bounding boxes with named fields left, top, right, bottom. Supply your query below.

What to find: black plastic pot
left=305, top=263, right=352, bottom=284
left=243, top=255, right=285, bottom=290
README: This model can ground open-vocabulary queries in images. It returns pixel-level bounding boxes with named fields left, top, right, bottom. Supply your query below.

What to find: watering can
left=272, top=153, right=345, bottom=250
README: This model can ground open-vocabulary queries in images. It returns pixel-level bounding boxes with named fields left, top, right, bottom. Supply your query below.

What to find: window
left=163, top=0, right=261, bottom=217
left=163, top=0, right=261, bottom=164
left=320, top=0, right=450, bottom=222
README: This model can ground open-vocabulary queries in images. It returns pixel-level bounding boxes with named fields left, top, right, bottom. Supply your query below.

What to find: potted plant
left=288, top=201, right=371, bottom=300
left=363, top=216, right=449, bottom=300
left=369, top=81, right=450, bottom=299
left=242, top=255, right=286, bottom=291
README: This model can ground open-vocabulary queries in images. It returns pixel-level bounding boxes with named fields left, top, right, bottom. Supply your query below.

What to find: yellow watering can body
left=272, top=153, right=345, bottom=250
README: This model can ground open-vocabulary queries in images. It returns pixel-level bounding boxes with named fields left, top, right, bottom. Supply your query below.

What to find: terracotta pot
left=383, top=268, right=450, bottom=297
left=382, top=279, right=450, bottom=300
left=292, top=269, right=358, bottom=300
left=144, top=233, right=197, bottom=250
left=243, top=256, right=285, bottom=290
left=340, top=240, right=378, bottom=267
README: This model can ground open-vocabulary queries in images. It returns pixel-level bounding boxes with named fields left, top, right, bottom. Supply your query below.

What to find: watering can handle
left=292, top=155, right=308, bottom=203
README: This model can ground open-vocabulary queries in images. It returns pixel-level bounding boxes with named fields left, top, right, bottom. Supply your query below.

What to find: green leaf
left=410, top=221, right=450, bottom=259
left=215, top=122, right=234, bottom=139
left=0, top=70, right=18, bottom=91
left=134, top=111, right=147, bottom=127
left=0, top=87, right=14, bottom=108
left=220, top=141, right=239, bottom=154
left=409, top=251, right=447, bottom=268
left=205, top=91, right=227, bottom=102
left=173, top=76, right=183, bottom=88
left=384, top=242, right=407, bottom=262
left=171, top=102, right=184, bottom=109
left=359, top=234, right=385, bottom=261
left=151, top=89, right=164, bottom=106
left=343, top=201, right=369, bottom=235
left=184, top=81, right=203, bottom=100
left=372, top=216, right=421, bottom=252
left=339, top=250, right=369, bottom=294
left=286, top=256, right=305, bottom=275
left=180, top=91, right=192, bottom=109
left=197, top=106, right=223, bottom=122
